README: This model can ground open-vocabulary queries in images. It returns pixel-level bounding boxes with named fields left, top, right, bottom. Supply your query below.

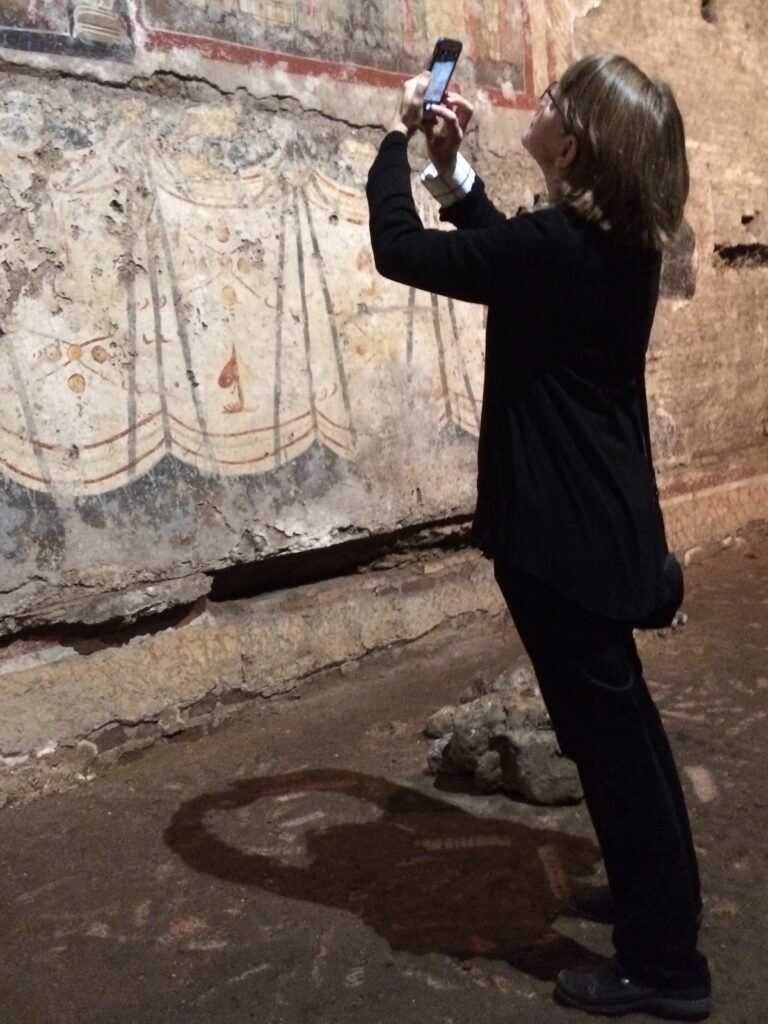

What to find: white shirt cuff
left=420, top=153, right=476, bottom=207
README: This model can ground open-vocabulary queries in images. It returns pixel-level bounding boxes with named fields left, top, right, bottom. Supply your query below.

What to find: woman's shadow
left=164, top=767, right=606, bottom=981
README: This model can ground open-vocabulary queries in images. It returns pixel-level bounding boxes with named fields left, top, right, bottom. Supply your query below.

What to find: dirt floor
left=1, top=523, right=767, bottom=1024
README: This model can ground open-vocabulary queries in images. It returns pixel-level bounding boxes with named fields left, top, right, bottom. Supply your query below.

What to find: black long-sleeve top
left=366, top=131, right=670, bottom=620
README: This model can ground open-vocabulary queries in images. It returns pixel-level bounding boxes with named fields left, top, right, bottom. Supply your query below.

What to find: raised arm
left=366, top=131, right=552, bottom=306
left=366, top=73, right=557, bottom=305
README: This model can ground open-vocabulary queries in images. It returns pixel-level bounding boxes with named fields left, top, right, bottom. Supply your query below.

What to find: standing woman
left=366, top=55, right=711, bottom=1020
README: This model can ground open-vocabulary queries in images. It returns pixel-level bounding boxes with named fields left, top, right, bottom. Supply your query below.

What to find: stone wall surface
left=0, top=549, right=507, bottom=803
left=0, top=1, right=766, bottom=777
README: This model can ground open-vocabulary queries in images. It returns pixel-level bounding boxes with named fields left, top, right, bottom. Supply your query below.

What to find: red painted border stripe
left=662, top=468, right=768, bottom=501
left=140, top=29, right=537, bottom=110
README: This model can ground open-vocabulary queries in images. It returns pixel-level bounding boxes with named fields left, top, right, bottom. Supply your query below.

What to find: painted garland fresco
left=0, top=109, right=487, bottom=499
left=0, top=0, right=562, bottom=502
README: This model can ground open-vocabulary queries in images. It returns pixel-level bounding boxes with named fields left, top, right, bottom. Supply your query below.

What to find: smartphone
left=423, top=37, right=463, bottom=119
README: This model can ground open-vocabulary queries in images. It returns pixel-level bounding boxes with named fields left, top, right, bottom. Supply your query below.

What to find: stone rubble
left=424, top=660, right=583, bottom=805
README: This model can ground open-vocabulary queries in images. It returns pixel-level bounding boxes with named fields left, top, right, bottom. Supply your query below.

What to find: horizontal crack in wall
left=0, top=517, right=473, bottom=654
left=714, top=243, right=768, bottom=268
left=0, top=60, right=386, bottom=131
left=209, top=516, right=472, bottom=603
left=0, top=597, right=207, bottom=659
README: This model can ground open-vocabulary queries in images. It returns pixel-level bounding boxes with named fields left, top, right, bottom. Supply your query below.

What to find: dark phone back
left=424, top=37, right=463, bottom=109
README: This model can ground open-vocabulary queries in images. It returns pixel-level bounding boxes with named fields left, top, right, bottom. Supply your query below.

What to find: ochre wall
left=0, top=0, right=766, bottom=637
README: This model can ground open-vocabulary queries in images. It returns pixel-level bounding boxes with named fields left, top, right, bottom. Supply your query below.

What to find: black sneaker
left=555, top=961, right=712, bottom=1020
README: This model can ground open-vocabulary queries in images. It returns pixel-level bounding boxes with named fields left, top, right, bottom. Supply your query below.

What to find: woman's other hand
left=388, top=72, right=431, bottom=138
left=422, top=92, right=474, bottom=175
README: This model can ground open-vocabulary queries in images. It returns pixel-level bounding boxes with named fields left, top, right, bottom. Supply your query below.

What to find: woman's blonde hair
left=556, top=54, right=689, bottom=251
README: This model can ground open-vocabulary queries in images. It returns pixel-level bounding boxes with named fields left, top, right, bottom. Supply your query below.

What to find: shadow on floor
left=164, top=767, right=606, bottom=982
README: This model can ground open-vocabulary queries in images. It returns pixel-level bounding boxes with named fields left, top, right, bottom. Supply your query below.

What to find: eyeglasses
left=540, top=82, right=569, bottom=127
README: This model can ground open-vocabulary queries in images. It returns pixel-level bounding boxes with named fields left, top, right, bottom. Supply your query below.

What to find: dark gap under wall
left=208, top=515, right=471, bottom=602
left=0, top=515, right=473, bottom=653
left=0, top=600, right=207, bottom=657
left=714, top=243, right=768, bottom=267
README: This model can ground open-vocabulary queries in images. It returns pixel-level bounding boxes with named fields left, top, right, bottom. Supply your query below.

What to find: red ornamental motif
left=218, top=346, right=239, bottom=389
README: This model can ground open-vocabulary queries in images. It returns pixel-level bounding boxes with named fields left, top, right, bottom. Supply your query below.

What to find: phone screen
left=423, top=38, right=462, bottom=110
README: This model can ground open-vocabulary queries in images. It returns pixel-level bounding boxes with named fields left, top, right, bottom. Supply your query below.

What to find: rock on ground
left=424, top=660, right=583, bottom=805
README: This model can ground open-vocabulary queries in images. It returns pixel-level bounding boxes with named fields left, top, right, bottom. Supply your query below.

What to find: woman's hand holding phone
left=421, top=92, right=474, bottom=175
left=388, top=71, right=431, bottom=138
left=388, top=74, right=474, bottom=172
left=388, top=37, right=471, bottom=154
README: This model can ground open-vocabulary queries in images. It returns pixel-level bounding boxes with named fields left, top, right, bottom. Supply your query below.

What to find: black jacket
left=366, top=131, right=670, bottom=620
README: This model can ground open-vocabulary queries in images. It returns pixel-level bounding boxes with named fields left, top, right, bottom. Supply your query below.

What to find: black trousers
left=494, top=562, right=709, bottom=990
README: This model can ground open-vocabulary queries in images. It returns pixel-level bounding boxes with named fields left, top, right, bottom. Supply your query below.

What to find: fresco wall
left=138, top=0, right=531, bottom=96
left=0, top=0, right=766, bottom=635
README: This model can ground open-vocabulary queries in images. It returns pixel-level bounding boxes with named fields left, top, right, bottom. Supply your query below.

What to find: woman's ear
left=556, top=133, right=578, bottom=172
